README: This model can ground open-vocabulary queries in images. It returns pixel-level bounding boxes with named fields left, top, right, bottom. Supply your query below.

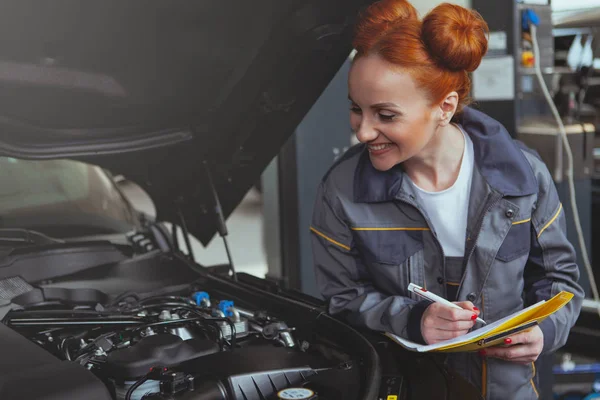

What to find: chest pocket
left=495, top=221, right=531, bottom=263
left=352, top=228, right=424, bottom=265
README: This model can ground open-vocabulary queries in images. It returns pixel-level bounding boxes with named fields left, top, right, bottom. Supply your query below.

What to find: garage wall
left=553, top=0, right=599, bottom=11
left=413, top=0, right=471, bottom=16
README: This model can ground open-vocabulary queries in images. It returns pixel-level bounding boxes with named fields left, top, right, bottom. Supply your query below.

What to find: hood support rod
left=178, top=211, right=195, bottom=262
left=204, top=161, right=238, bottom=282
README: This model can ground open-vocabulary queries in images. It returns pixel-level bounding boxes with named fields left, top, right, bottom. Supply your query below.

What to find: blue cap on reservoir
left=218, top=300, right=234, bottom=317
left=192, top=291, right=210, bottom=306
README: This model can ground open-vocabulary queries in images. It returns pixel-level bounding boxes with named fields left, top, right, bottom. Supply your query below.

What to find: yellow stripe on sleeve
left=310, top=227, right=351, bottom=251
left=351, top=227, right=430, bottom=231
left=531, top=362, right=539, bottom=398
left=512, top=218, right=531, bottom=225
left=481, top=359, right=487, bottom=398
left=537, top=203, right=563, bottom=238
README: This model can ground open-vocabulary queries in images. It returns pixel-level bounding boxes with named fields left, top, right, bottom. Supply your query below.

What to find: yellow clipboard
left=385, top=291, right=574, bottom=353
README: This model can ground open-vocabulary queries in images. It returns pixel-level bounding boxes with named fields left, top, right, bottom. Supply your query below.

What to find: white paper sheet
left=386, top=300, right=545, bottom=352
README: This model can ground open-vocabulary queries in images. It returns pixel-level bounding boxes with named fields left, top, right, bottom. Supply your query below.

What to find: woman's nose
left=355, top=119, right=379, bottom=143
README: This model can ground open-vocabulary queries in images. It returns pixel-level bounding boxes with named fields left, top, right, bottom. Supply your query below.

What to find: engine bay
left=0, top=243, right=488, bottom=400
left=2, top=282, right=359, bottom=400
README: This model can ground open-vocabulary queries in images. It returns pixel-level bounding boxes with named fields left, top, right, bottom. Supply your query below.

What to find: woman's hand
left=421, top=301, right=480, bottom=344
left=483, top=326, right=544, bottom=364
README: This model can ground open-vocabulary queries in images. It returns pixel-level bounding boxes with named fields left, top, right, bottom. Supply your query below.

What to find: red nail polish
left=504, top=338, right=512, bottom=345
left=479, top=350, right=487, bottom=356
left=473, top=307, right=479, bottom=311
left=471, top=314, right=477, bottom=320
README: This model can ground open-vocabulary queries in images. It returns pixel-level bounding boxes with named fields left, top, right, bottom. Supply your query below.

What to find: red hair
left=352, top=0, right=489, bottom=112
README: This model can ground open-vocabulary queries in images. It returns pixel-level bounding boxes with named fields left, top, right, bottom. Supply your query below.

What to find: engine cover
left=106, top=334, right=220, bottom=380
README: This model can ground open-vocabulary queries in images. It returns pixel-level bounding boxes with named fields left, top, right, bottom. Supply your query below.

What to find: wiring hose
left=531, top=24, right=600, bottom=318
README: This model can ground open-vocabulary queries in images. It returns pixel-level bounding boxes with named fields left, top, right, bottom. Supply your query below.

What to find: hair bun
left=362, top=0, right=419, bottom=24
left=422, top=3, right=489, bottom=72
left=353, top=0, right=419, bottom=51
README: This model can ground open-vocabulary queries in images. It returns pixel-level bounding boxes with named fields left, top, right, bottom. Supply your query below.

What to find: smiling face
left=348, top=53, right=444, bottom=171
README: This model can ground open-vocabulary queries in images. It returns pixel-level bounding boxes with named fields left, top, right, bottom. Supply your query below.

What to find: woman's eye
left=350, top=106, right=362, bottom=114
left=378, top=112, right=396, bottom=121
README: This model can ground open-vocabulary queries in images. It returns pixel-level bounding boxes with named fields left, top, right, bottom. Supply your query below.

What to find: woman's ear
left=438, top=92, right=459, bottom=126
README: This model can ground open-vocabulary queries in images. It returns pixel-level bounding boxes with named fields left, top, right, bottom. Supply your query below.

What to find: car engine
left=2, top=285, right=355, bottom=400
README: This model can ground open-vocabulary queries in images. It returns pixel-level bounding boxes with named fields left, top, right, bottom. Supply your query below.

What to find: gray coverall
left=311, top=107, right=584, bottom=399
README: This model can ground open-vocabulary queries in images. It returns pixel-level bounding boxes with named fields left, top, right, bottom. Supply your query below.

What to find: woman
left=310, top=1, right=584, bottom=399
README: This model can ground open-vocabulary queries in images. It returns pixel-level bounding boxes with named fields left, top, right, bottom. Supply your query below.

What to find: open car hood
left=0, top=0, right=371, bottom=246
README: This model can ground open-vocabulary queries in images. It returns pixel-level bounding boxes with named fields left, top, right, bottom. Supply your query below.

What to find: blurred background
left=2, top=0, right=600, bottom=398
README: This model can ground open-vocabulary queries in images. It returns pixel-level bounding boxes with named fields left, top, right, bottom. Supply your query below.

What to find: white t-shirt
left=408, top=126, right=474, bottom=257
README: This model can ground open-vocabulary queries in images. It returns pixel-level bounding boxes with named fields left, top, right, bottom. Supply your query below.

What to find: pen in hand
left=408, top=283, right=487, bottom=325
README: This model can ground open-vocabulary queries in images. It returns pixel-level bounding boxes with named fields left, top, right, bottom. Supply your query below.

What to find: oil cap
left=277, top=388, right=317, bottom=399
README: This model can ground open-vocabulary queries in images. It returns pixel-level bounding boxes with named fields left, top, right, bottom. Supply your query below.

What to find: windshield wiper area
left=0, top=228, right=63, bottom=247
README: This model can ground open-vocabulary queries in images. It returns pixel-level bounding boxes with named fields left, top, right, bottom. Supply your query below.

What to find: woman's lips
left=367, top=143, right=394, bottom=156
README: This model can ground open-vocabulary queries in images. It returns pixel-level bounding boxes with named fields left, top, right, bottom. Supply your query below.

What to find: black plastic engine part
left=160, top=371, right=192, bottom=395
left=0, top=276, right=33, bottom=306
left=141, top=395, right=174, bottom=400
left=181, top=345, right=326, bottom=376
left=7, top=312, right=144, bottom=327
left=0, top=323, right=112, bottom=400
left=105, top=334, right=220, bottom=379
left=11, top=286, right=109, bottom=307
left=178, top=345, right=337, bottom=400
left=158, top=368, right=317, bottom=400
left=227, top=367, right=317, bottom=399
